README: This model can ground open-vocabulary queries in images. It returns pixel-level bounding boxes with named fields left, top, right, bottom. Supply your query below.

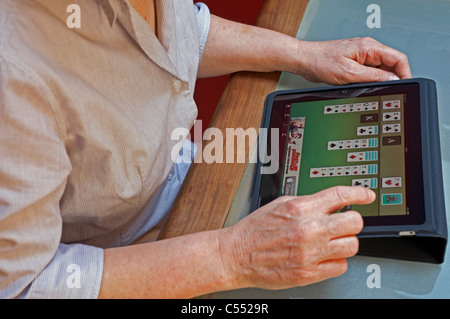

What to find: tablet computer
left=250, top=78, right=447, bottom=263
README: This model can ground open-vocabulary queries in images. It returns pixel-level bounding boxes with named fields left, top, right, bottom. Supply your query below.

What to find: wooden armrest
left=157, top=0, right=310, bottom=240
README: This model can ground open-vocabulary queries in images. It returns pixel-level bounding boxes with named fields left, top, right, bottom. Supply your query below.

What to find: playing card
left=320, top=167, right=329, bottom=177
left=382, top=177, right=402, bottom=188
left=352, top=178, right=367, bottom=187
left=370, top=101, right=379, bottom=111
left=382, top=111, right=401, bottom=121
left=324, top=105, right=334, bottom=114
left=310, top=168, right=321, bottom=178
left=351, top=165, right=361, bottom=175
left=367, top=164, right=378, bottom=174
left=328, top=138, right=378, bottom=150
left=360, top=139, right=368, bottom=148
left=347, top=152, right=365, bottom=162
left=367, top=151, right=378, bottom=160
left=310, top=167, right=332, bottom=178
left=368, top=138, right=378, bottom=148
left=345, top=140, right=354, bottom=149
left=357, top=125, right=378, bottom=136
left=327, top=141, right=338, bottom=150
left=359, top=165, right=368, bottom=175
left=324, top=105, right=343, bottom=114
left=344, top=166, right=352, bottom=176
left=382, top=123, right=401, bottom=134
left=347, top=151, right=378, bottom=162
left=352, top=178, right=377, bottom=189
left=328, top=167, right=335, bottom=176
left=333, top=105, right=340, bottom=113
left=340, top=104, right=348, bottom=113
left=335, top=166, right=345, bottom=176
left=370, top=177, right=378, bottom=188
left=383, top=100, right=401, bottom=110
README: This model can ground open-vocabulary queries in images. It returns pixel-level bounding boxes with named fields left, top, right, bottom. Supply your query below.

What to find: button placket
left=172, top=79, right=182, bottom=92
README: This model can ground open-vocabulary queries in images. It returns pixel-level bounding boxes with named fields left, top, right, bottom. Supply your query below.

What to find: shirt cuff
left=194, top=2, right=211, bottom=61
left=20, top=243, right=104, bottom=299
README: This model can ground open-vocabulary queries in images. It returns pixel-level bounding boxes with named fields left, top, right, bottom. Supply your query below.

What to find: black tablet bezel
left=255, top=82, right=425, bottom=227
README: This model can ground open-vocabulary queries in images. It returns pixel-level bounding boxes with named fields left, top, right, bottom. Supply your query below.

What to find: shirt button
left=172, top=79, right=182, bottom=92
left=167, top=169, right=174, bottom=181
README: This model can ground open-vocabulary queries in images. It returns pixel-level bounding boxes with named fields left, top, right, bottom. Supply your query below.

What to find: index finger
left=302, top=186, right=376, bottom=215
left=379, top=48, right=412, bottom=80
left=369, top=42, right=412, bottom=80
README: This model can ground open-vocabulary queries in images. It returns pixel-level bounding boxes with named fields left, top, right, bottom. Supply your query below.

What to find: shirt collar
left=98, top=0, right=181, bottom=80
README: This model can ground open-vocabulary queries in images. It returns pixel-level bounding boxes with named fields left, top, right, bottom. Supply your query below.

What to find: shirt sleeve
left=193, top=2, right=211, bottom=61
left=0, top=57, right=103, bottom=299
left=19, top=244, right=104, bottom=299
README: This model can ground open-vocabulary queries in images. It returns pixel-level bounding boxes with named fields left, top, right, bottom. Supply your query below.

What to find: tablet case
left=250, top=78, right=447, bottom=264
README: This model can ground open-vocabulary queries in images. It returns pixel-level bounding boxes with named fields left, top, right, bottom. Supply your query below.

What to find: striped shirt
left=0, top=0, right=210, bottom=298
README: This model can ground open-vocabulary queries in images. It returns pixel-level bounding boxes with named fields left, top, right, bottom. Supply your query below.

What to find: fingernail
left=389, top=74, right=400, bottom=81
left=368, top=189, right=376, bottom=201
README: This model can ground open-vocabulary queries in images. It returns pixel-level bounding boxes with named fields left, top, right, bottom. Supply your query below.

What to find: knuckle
left=293, top=223, right=312, bottom=242
left=347, top=236, right=360, bottom=256
left=330, top=186, right=351, bottom=206
left=332, top=235, right=360, bottom=258
left=287, top=198, right=302, bottom=210
left=400, top=52, right=409, bottom=63
left=351, top=212, right=364, bottom=232
left=292, top=245, right=315, bottom=266
left=292, top=218, right=324, bottom=243
left=282, top=199, right=301, bottom=215
left=289, top=222, right=326, bottom=265
left=335, top=259, right=349, bottom=276
left=373, top=68, right=388, bottom=81
left=285, top=197, right=310, bottom=216
left=360, top=36, right=377, bottom=46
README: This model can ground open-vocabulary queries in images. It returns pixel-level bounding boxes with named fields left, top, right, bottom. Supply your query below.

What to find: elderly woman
left=0, top=0, right=411, bottom=298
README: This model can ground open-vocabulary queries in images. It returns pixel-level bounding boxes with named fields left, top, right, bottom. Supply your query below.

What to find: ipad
left=251, top=78, right=443, bottom=229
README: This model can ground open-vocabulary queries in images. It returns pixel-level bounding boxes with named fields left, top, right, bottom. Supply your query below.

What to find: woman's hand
left=294, top=37, right=412, bottom=85
left=218, top=186, right=375, bottom=290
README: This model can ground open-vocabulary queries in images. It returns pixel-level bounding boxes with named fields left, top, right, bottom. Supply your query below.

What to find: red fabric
left=193, top=0, right=265, bottom=133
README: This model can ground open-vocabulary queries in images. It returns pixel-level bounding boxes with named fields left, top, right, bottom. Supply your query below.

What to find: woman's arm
left=98, top=228, right=233, bottom=299
left=198, top=15, right=411, bottom=84
left=98, top=186, right=374, bottom=298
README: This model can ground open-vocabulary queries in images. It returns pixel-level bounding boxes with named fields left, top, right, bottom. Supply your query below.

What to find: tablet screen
left=260, top=83, right=425, bottom=226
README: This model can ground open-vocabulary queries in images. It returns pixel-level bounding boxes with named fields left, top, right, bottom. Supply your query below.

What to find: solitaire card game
left=251, top=79, right=447, bottom=263
left=282, top=94, right=407, bottom=219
